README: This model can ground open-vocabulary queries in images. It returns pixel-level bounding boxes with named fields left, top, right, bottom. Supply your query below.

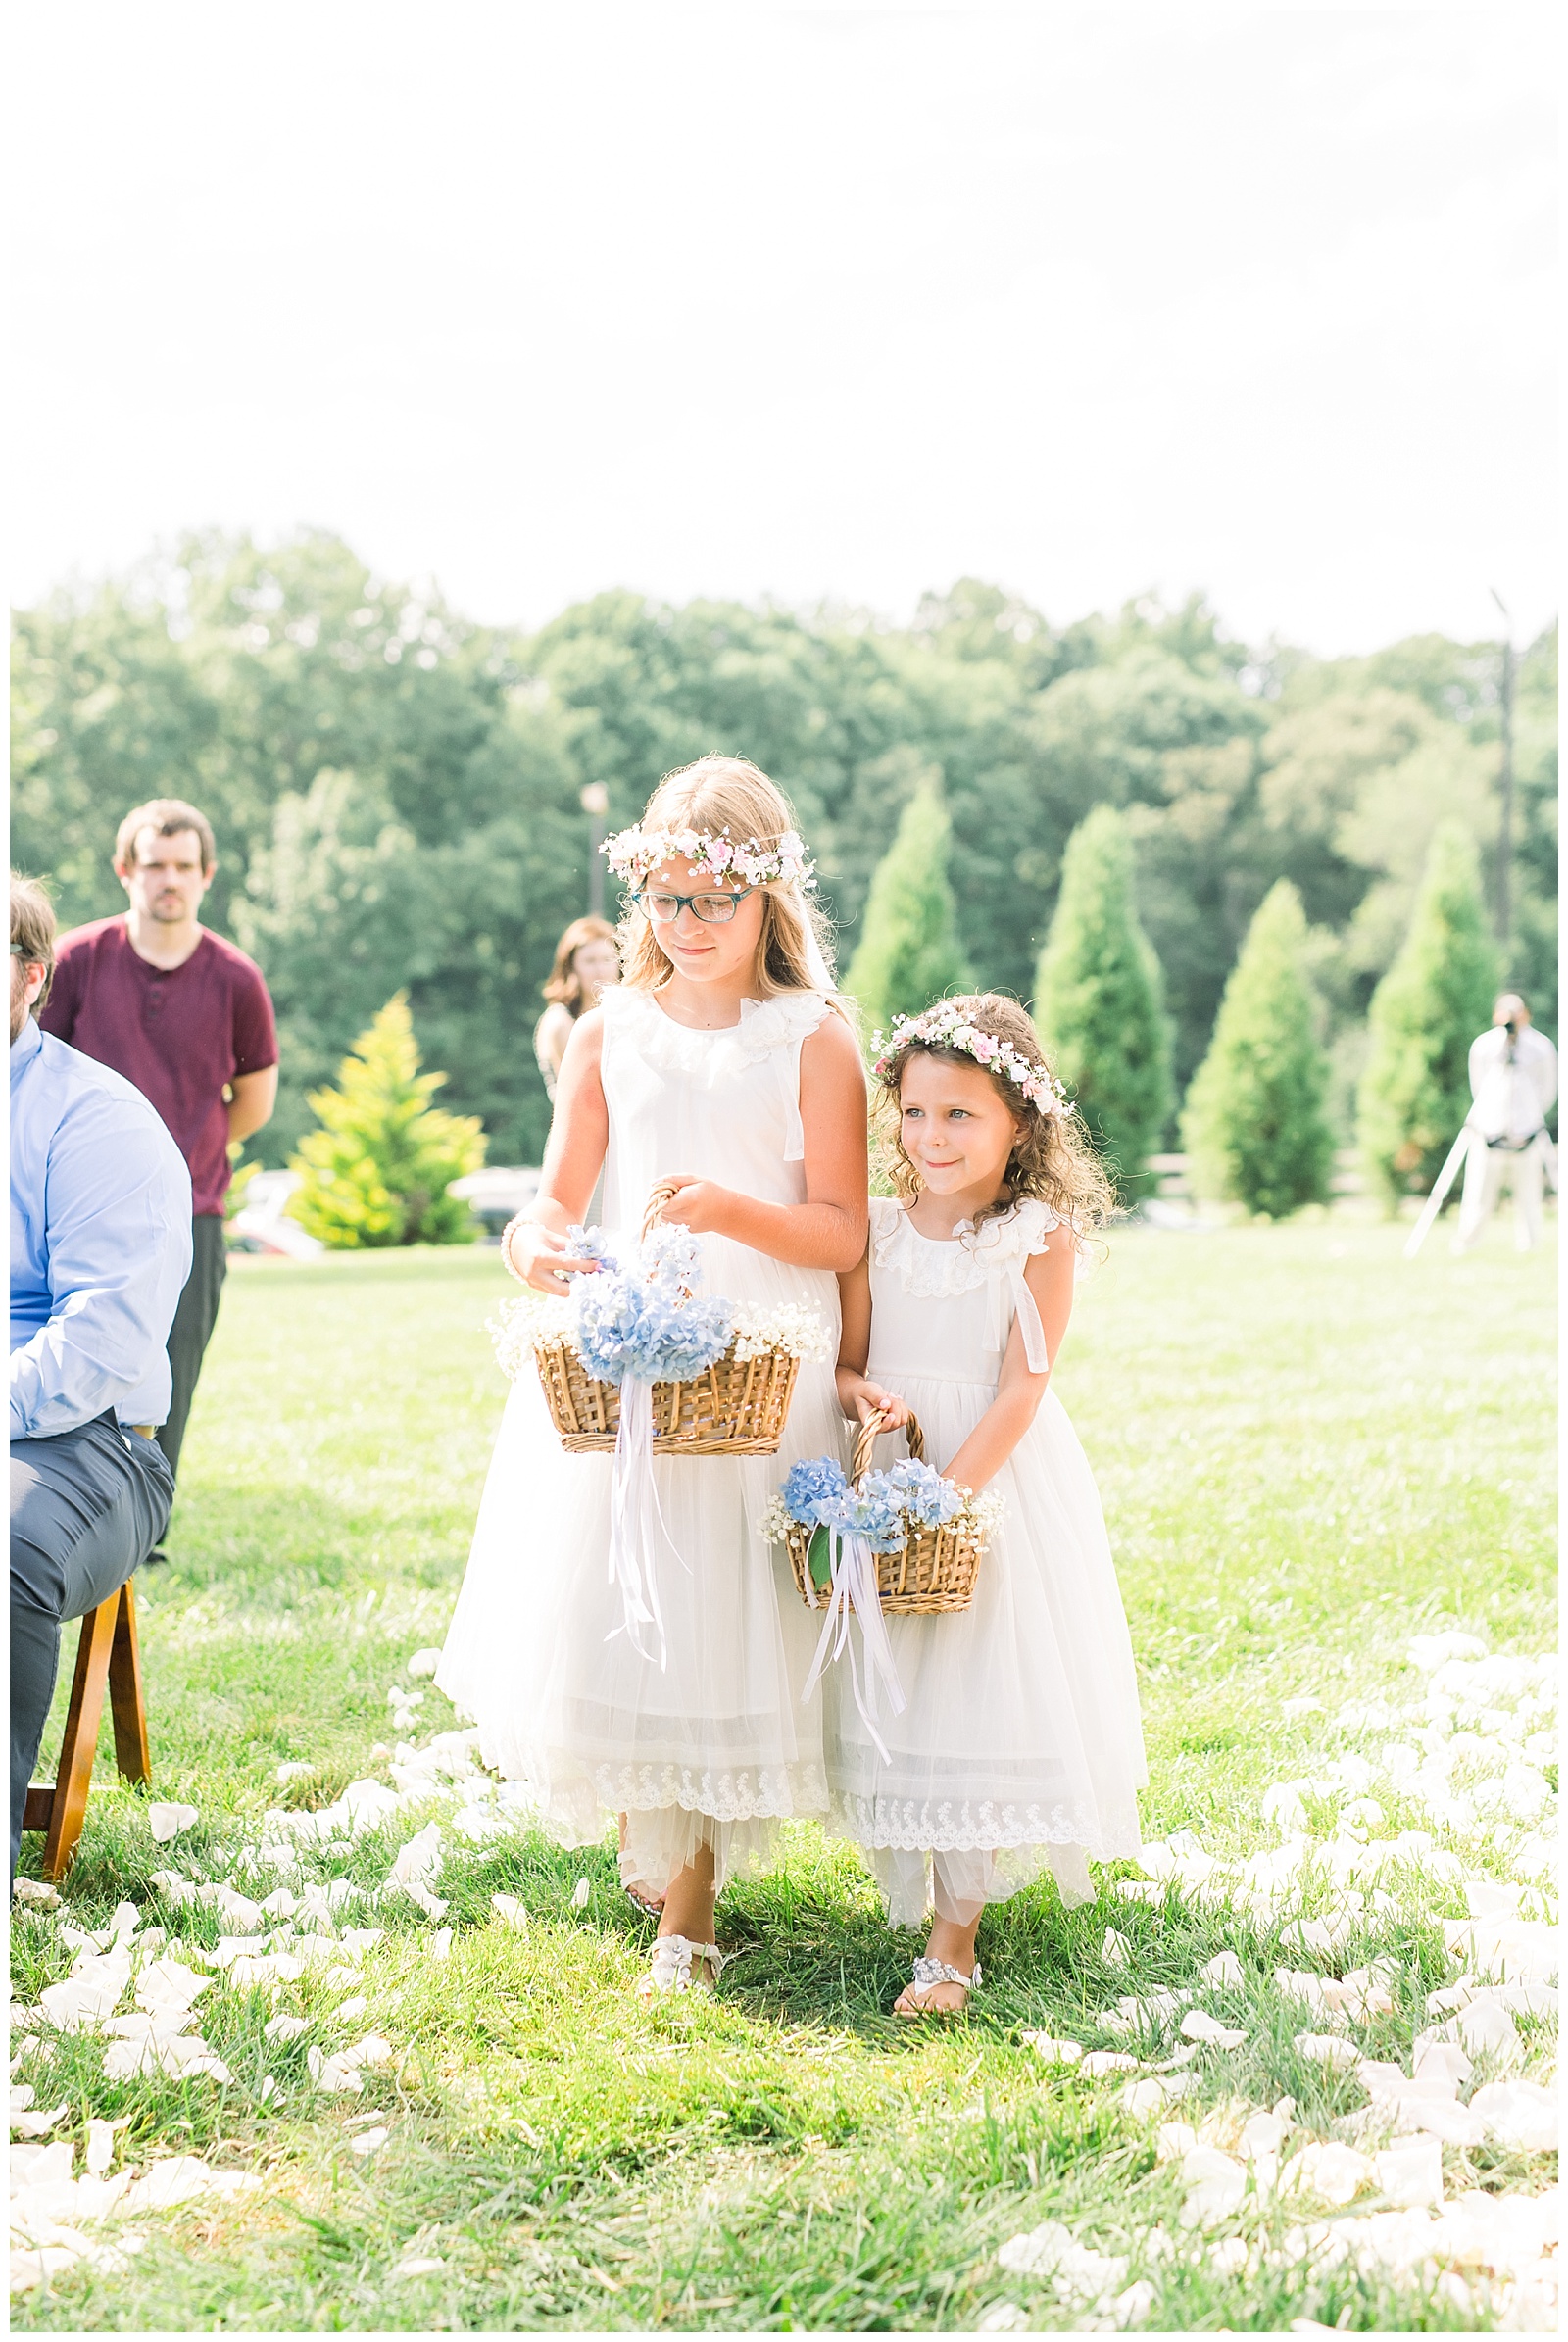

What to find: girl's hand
left=505, top=1221, right=599, bottom=1295
left=655, top=1175, right=733, bottom=1236
left=837, top=1373, right=911, bottom=1432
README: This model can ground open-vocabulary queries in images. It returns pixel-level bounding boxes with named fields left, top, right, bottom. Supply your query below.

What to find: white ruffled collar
left=603, top=985, right=830, bottom=1070
left=868, top=1195, right=1058, bottom=1296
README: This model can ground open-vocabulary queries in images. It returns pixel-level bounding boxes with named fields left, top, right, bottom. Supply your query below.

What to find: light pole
left=580, top=784, right=609, bottom=919
left=1489, top=589, right=1513, bottom=950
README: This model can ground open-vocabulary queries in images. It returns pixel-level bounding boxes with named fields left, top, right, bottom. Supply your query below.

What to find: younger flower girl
left=826, top=995, right=1147, bottom=2014
left=438, top=756, right=867, bottom=1994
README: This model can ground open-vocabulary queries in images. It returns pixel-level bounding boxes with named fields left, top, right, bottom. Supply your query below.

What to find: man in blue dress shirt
left=10, top=876, right=193, bottom=1875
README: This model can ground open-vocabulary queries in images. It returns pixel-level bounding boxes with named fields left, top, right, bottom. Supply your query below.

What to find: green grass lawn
left=12, top=1218, right=1557, bottom=2331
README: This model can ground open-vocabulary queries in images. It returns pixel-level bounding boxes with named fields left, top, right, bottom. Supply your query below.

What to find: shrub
left=1034, top=805, right=1173, bottom=1199
left=1183, top=881, right=1335, bottom=1217
left=1357, top=823, right=1501, bottom=1207
left=843, top=781, right=972, bottom=1035
left=288, top=995, right=485, bottom=1248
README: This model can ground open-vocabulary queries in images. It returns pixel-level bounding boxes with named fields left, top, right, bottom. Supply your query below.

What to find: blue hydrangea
left=881, top=1458, right=966, bottom=1530
left=567, top=1225, right=733, bottom=1386
left=845, top=1476, right=907, bottom=1552
left=782, top=1455, right=851, bottom=1529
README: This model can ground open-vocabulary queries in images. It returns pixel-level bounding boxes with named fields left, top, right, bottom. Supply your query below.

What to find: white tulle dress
left=436, top=983, right=847, bottom=1895
left=823, top=1196, right=1148, bottom=1926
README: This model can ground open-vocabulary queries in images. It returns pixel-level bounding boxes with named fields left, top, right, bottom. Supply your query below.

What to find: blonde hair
left=542, top=915, right=619, bottom=1014
left=618, top=756, right=845, bottom=1010
left=874, top=993, right=1114, bottom=1238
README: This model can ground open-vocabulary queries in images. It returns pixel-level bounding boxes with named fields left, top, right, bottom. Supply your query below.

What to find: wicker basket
left=532, top=1184, right=801, bottom=1456
left=785, top=1409, right=986, bottom=1617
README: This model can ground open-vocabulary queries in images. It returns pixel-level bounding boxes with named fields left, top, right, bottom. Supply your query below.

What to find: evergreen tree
left=1182, top=881, right=1335, bottom=1217
left=1357, top=821, right=1501, bottom=1206
left=289, top=996, right=485, bottom=1247
left=1035, top=805, right=1174, bottom=1198
left=843, top=780, right=973, bottom=1033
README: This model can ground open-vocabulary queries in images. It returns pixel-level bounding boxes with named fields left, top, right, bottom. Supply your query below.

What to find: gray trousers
left=157, top=1213, right=227, bottom=1478
left=10, top=1414, right=173, bottom=1875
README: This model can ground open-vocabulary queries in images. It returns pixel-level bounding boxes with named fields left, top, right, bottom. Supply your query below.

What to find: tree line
left=13, top=529, right=1556, bottom=1188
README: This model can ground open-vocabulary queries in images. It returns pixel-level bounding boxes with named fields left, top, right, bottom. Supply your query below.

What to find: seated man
left=10, top=876, right=192, bottom=1876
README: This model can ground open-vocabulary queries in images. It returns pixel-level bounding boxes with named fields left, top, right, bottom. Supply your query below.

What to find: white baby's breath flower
left=759, top=1495, right=794, bottom=1547
left=488, top=1296, right=575, bottom=1379
left=728, top=1303, right=833, bottom=1363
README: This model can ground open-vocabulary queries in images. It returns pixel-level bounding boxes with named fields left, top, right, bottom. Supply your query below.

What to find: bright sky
left=9, top=4, right=1556, bottom=655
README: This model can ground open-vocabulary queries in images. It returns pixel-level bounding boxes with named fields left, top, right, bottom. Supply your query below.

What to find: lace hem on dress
left=828, top=1785, right=1141, bottom=1859
left=867, top=1196, right=1058, bottom=1297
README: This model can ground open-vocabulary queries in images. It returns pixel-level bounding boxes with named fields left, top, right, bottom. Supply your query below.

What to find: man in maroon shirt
left=40, top=799, right=278, bottom=1479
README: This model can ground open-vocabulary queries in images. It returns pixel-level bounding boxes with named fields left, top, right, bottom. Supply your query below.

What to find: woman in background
left=534, top=917, right=620, bottom=1102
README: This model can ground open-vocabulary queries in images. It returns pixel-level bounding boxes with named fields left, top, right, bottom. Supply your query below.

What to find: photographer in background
left=40, top=800, right=278, bottom=1477
left=1453, top=993, right=1558, bottom=1254
left=10, top=877, right=191, bottom=1876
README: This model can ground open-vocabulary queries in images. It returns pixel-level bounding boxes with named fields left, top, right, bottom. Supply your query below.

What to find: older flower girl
left=438, top=757, right=866, bottom=1994
left=826, top=996, right=1147, bottom=2014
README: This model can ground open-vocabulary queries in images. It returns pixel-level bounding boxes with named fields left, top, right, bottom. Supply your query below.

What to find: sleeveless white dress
left=437, top=984, right=845, bottom=1894
left=822, top=1196, right=1148, bottom=1926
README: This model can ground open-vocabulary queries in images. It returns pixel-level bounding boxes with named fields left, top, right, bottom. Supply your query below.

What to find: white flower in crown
left=603, top=822, right=816, bottom=893
left=870, top=1004, right=1072, bottom=1118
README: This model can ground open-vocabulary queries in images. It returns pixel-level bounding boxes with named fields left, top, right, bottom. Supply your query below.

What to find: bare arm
left=833, top=1247, right=912, bottom=1431
left=942, top=1235, right=1076, bottom=1492
left=659, top=1014, right=868, bottom=1273
left=226, top=1065, right=278, bottom=1144
left=506, top=1011, right=609, bottom=1292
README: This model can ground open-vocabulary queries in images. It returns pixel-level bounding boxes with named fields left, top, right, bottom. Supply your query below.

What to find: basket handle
left=850, top=1405, right=925, bottom=1485
left=642, top=1182, right=682, bottom=1243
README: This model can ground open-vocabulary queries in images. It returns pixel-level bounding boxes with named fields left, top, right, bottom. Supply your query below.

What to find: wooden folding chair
left=22, top=1578, right=152, bottom=1879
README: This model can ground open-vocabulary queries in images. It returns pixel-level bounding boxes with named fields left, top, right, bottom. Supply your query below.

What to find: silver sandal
left=639, top=1935, right=725, bottom=1998
left=896, top=1956, right=981, bottom=2015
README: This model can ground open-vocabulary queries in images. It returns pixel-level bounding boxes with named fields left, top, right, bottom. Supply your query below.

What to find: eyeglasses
left=632, top=888, right=755, bottom=927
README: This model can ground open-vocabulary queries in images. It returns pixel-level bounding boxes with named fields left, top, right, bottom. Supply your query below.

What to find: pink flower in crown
left=703, top=833, right=736, bottom=874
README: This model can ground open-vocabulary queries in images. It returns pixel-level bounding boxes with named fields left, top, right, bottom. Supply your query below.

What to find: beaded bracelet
left=499, top=1215, right=536, bottom=1286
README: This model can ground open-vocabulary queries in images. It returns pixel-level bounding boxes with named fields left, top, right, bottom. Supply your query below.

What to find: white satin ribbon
left=606, top=1376, right=678, bottom=1668
left=1007, top=1264, right=1050, bottom=1374
left=801, top=1529, right=907, bottom=1763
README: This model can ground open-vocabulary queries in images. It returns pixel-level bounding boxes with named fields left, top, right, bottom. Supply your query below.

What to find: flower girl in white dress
left=437, top=757, right=866, bottom=1993
left=826, top=995, right=1147, bottom=2015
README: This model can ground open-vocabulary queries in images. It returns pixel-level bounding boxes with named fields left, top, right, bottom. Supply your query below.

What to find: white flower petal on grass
left=1155, top=2122, right=1197, bottom=2161
left=997, top=2220, right=1073, bottom=2276
left=84, top=2120, right=124, bottom=2178
left=1199, top=1951, right=1244, bottom=1988
left=1407, top=1634, right=1489, bottom=1671
left=265, top=2013, right=309, bottom=2042
left=9, top=2101, right=69, bottom=2139
left=429, top=1928, right=454, bottom=1961
left=490, top=1894, right=529, bottom=1931
left=406, top=1648, right=442, bottom=1678
left=1119, top=2078, right=1168, bottom=2118
left=121, top=2157, right=258, bottom=2213
left=1282, top=1697, right=1324, bottom=1719
left=134, top=1958, right=211, bottom=2016
left=975, top=2305, right=1030, bottom=2332
left=11, top=1880, right=60, bottom=1910
left=1021, top=2033, right=1083, bottom=2065
left=1179, top=2146, right=1247, bottom=2224
left=1280, top=2143, right=1375, bottom=2206
left=147, top=1802, right=200, bottom=1844
left=389, top=1822, right=444, bottom=1887
left=1079, top=2051, right=1141, bottom=2076
left=570, top=1878, right=591, bottom=1909
left=350, top=2126, right=390, bottom=2158
left=256, top=2076, right=279, bottom=2105
left=1374, top=2134, right=1444, bottom=2209
left=392, top=2256, right=447, bottom=2279
left=1101, top=1928, right=1131, bottom=1967
left=1180, top=2010, right=1247, bottom=2048
left=274, top=1762, right=316, bottom=1784
left=1293, top=2033, right=1360, bottom=2072
left=1469, top=2079, right=1558, bottom=2151
left=1410, top=2040, right=1473, bottom=2090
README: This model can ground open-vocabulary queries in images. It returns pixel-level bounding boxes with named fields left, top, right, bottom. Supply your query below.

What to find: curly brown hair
left=873, top=993, right=1115, bottom=1238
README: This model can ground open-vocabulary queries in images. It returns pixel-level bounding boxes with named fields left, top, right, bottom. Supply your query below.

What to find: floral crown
left=870, top=1003, right=1072, bottom=1118
left=603, top=823, right=815, bottom=893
